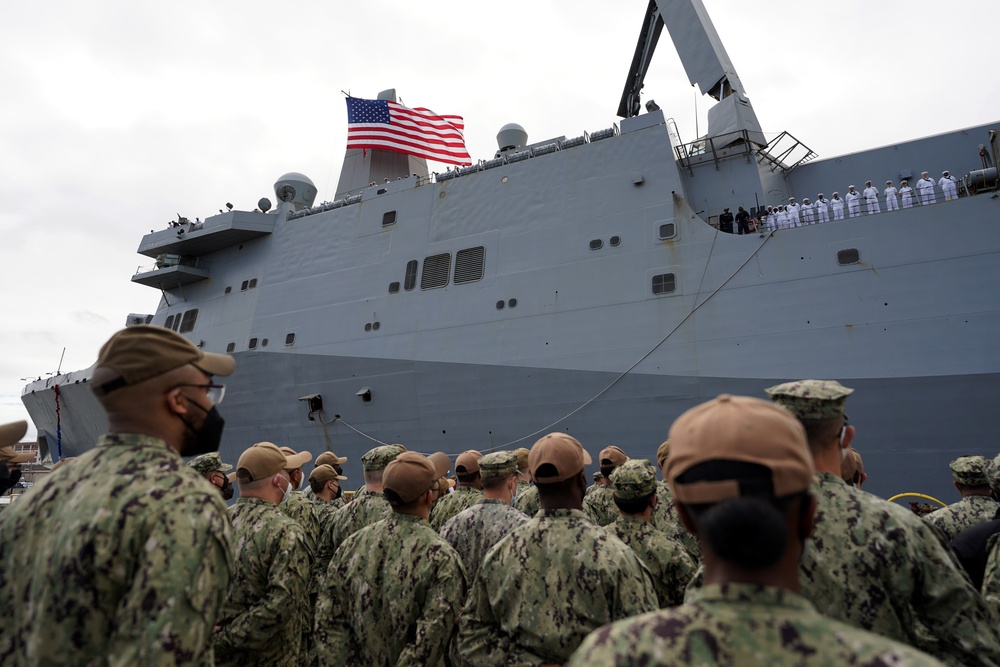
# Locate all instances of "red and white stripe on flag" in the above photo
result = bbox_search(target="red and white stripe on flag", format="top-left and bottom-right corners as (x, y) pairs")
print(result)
(345, 97), (471, 166)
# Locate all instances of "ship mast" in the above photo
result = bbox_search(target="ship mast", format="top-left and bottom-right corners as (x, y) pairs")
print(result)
(618, 0), (765, 147)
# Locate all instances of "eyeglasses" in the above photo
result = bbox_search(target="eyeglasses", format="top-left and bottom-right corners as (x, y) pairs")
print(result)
(174, 383), (226, 406)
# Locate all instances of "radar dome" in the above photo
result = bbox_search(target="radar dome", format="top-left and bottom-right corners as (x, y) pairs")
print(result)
(258, 198), (272, 213)
(497, 123), (528, 152)
(273, 172), (318, 211)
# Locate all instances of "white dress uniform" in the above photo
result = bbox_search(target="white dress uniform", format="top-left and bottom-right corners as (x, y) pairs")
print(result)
(900, 185), (914, 208)
(884, 184), (899, 211)
(785, 202), (800, 227)
(800, 200), (815, 224)
(862, 185), (880, 214)
(939, 173), (958, 200)
(831, 195), (845, 220)
(846, 190), (861, 218)
(916, 176), (937, 205)
(815, 196), (830, 223)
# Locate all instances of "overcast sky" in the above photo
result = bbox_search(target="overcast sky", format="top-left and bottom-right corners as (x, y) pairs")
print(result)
(2, 0), (996, 438)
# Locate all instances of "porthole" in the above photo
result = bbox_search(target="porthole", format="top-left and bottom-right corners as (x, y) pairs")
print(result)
(248, 337), (258, 350)
(589, 239), (603, 250)
(372, 322), (381, 331)
(382, 211), (397, 226)
(389, 282), (400, 294)
(285, 333), (295, 346)
(224, 286), (232, 295)
(610, 235), (621, 247)
(496, 300), (505, 310)
(658, 223), (677, 240)
(226, 342), (235, 353)
(508, 298), (518, 308)
(261, 339), (268, 347)
(364, 323), (372, 332)
(241, 280), (249, 291)
(837, 248), (861, 265)
(248, 278), (258, 289)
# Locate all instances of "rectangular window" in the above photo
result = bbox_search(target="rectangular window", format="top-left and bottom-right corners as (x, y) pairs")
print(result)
(179, 309), (198, 333)
(383, 211), (397, 226)
(652, 273), (676, 295)
(404, 259), (419, 291)
(165, 314), (175, 330)
(421, 253), (452, 290)
(454, 246), (485, 284)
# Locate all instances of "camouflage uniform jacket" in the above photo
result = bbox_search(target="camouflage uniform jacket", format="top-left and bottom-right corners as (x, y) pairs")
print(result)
(607, 516), (696, 608)
(283, 490), (321, 554)
(304, 485), (346, 510)
(925, 495), (1000, 542)
(582, 485), (618, 526)
(457, 508), (658, 666)
(800, 472), (1000, 667)
(512, 483), (539, 517)
(214, 497), (311, 667)
(0, 433), (232, 667)
(430, 485), (483, 531)
(650, 479), (701, 562)
(566, 583), (946, 667)
(440, 498), (529, 582)
(982, 534), (1000, 619)
(314, 513), (467, 667)
(316, 488), (391, 573)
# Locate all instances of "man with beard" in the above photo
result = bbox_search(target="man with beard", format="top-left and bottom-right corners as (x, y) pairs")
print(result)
(189, 451), (237, 500)
(0, 325), (235, 666)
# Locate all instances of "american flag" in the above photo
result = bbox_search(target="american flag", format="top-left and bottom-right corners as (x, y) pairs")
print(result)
(345, 97), (471, 166)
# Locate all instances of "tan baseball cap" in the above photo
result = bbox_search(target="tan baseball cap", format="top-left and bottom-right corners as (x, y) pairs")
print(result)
(428, 452), (451, 476)
(666, 394), (814, 504)
(236, 442), (311, 483)
(455, 450), (483, 475)
(528, 433), (592, 483)
(656, 439), (671, 471)
(279, 446), (313, 471)
(93, 325), (235, 396)
(316, 451), (348, 466)
(599, 445), (628, 468)
(309, 464), (347, 484)
(383, 451), (450, 505)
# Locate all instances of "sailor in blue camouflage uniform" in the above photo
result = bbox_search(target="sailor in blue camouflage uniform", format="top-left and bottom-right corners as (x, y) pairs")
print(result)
(457, 433), (657, 665)
(766, 379), (1000, 667)
(315, 450), (466, 667)
(582, 445), (628, 526)
(568, 394), (945, 667)
(316, 444), (404, 572)
(925, 455), (1000, 541)
(429, 449), (484, 531)
(440, 451), (529, 582)
(0, 325), (235, 666)
(213, 442), (312, 667)
(188, 451), (236, 500)
(303, 450), (348, 509)
(607, 458), (695, 608)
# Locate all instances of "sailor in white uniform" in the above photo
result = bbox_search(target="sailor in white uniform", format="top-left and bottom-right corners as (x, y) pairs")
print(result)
(800, 198), (815, 224)
(830, 192), (845, 220)
(899, 180), (914, 208)
(916, 172), (937, 205)
(785, 198), (800, 227)
(845, 186), (861, 218)
(939, 170), (958, 200)
(884, 181), (899, 211)
(814, 194), (830, 223)
(862, 181), (880, 215)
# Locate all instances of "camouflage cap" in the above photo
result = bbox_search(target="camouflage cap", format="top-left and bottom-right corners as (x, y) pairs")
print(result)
(592, 471), (603, 482)
(478, 451), (518, 479)
(186, 452), (232, 475)
(950, 455), (989, 486)
(610, 459), (658, 500)
(764, 379), (854, 420)
(361, 444), (406, 471)
(985, 455), (1000, 494)
(93, 325), (235, 396)
(316, 451), (347, 466)
(0, 421), (32, 464)
(309, 463), (347, 484)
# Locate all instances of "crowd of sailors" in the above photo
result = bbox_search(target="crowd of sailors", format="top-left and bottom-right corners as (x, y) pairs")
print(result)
(3, 326), (1000, 666)
(721, 169), (961, 233)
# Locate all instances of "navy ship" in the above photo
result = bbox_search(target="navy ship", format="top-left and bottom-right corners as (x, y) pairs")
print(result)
(21, 0), (1000, 501)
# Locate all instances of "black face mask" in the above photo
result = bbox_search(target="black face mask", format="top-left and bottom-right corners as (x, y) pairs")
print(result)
(219, 473), (234, 501)
(179, 399), (226, 458)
